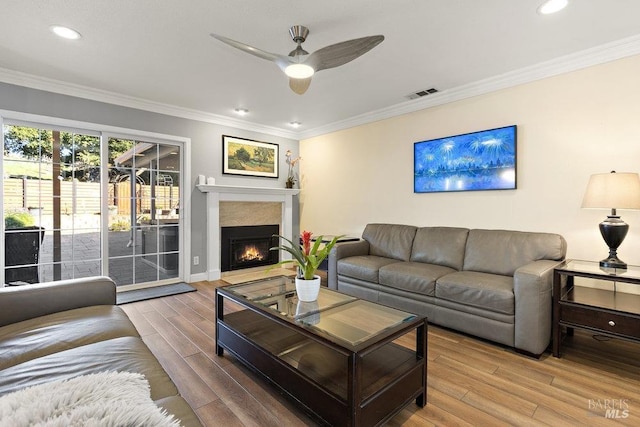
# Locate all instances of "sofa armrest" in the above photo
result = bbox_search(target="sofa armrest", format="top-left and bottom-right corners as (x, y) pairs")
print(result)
(513, 260), (563, 355)
(0, 276), (116, 327)
(328, 240), (370, 290)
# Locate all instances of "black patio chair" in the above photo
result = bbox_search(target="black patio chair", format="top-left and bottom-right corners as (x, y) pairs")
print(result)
(5, 226), (45, 285)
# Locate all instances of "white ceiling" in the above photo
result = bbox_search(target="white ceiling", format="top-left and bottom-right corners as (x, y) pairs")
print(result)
(2, 0), (640, 139)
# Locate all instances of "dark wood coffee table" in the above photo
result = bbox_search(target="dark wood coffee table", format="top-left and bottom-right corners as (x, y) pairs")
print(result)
(215, 276), (427, 426)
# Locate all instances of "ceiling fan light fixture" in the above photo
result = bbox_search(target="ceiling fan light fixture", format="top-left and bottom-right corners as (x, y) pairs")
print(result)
(210, 25), (383, 95)
(284, 63), (314, 79)
(537, 0), (568, 15)
(234, 108), (249, 115)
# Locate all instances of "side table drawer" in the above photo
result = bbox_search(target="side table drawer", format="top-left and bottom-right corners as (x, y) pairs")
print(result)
(561, 304), (640, 339)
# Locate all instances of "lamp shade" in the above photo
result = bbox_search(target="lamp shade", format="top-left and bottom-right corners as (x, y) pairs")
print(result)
(581, 172), (640, 210)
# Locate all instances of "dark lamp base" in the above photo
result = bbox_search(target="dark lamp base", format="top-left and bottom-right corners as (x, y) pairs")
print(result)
(599, 257), (627, 270)
(598, 215), (629, 271)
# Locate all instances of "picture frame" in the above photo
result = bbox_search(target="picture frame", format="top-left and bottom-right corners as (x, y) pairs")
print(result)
(414, 125), (517, 193)
(222, 135), (279, 178)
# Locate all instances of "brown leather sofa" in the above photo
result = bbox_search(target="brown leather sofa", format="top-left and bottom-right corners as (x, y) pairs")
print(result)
(0, 276), (202, 426)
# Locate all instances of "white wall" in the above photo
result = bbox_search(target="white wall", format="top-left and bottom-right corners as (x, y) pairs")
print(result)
(300, 54), (640, 268)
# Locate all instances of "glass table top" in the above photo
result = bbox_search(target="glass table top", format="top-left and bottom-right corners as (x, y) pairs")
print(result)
(559, 260), (640, 282)
(297, 299), (417, 346)
(226, 275), (296, 301)
(224, 276), (419, 346)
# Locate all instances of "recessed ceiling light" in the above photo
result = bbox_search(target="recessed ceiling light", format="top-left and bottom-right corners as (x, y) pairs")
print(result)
(234, 108), (249, 116)
(50, 25), (82, 40)
(289, 121), (302, 128)
(537, 0), (568, 15)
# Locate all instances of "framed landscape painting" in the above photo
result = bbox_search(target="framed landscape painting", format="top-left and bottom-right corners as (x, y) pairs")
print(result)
(223, 135), (279, 178)
(414, 125), (517, 193)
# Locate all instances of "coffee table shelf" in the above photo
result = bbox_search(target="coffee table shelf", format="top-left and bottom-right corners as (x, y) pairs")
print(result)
(216, 276), (427, 426)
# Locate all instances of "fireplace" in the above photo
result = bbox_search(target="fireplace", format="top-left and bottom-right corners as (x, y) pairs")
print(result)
(221, 225), (280, 272)
(197, 184), (299, 280)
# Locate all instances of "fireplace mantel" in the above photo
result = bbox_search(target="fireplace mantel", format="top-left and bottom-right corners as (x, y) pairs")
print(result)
(197, 184), (300, 280)
(197, 184), (300, 197)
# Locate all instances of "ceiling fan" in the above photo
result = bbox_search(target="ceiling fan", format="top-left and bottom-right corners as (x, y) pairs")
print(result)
(210, 26), (384, 95)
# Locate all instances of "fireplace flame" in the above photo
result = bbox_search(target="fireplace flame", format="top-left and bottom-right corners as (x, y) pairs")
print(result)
(239, 245), (265, 262)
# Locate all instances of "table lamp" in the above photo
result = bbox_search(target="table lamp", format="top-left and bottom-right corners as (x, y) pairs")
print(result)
(581, 171), (640, 269)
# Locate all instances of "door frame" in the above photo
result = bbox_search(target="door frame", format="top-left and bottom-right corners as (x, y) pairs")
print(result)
(0, 109), (192, 289)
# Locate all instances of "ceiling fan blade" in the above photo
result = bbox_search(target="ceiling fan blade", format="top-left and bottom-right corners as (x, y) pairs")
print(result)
(210, 33), (292, 71)
(306, 35), (384, 72)
(289, 77), (312, 95)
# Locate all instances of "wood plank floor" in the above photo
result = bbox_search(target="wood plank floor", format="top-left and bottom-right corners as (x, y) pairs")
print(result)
(121, 280), (640, 426)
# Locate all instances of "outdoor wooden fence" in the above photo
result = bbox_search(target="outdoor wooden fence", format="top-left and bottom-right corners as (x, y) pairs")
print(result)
(3, 178), (180, 215)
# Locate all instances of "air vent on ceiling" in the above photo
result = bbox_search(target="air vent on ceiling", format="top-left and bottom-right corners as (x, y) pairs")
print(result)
(406, 88), (439, 100)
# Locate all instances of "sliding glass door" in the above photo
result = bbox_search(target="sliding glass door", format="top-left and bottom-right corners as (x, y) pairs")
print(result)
(2, 121), (184, 289)
(106, 137), (182, 290)
(2, 124), (102, 283)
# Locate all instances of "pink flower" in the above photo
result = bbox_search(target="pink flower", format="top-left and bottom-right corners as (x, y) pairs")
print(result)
(301, 231), (313, 256)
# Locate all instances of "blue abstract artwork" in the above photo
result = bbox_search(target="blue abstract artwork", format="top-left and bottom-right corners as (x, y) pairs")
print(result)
(414, 125), (517, 193)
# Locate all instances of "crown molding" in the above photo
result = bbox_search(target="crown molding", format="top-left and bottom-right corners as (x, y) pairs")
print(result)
(1, 34), (639, 142)
(0, 67), (298, 140)
(298, 33), (640, 140)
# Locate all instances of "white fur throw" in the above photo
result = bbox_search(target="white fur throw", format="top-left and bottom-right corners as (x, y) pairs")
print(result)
(0, 371), (181, 426)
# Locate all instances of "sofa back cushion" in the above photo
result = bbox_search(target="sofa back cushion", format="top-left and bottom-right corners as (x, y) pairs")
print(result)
(410, 227), (469, 270)
(362, 224), (417, 261)
(463, 229), (567, 276)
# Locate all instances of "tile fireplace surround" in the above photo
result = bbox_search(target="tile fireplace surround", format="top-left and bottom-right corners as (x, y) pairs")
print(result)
(197, 184), (300, 280)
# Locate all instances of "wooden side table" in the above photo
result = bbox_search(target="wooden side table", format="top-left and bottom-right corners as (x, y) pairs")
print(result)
(552, 260), (640, 357)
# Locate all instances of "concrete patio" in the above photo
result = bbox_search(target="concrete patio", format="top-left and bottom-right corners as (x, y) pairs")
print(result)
(26, 226), (178, 287)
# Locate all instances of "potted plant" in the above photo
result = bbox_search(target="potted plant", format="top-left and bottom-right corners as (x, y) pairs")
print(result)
(4, 210), (44, 284)
(270, 231), (344, 301)
(285, 176), (296, 189)
(284, 150), (301, 189)
(5, 210), (35, 229)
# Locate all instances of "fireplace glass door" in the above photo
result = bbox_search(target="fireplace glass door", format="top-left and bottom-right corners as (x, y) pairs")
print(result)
(221, 225), (279, 272)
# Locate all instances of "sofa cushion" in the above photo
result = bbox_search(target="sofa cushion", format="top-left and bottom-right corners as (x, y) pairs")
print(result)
(0, 336), (178, 400)
(463, 229), (567, 276)
(379, 262), (456, 296)
(338, 256), (400, 284)
(362, 224), (417, 261)
(435, 271), (514, 315)
(410, 227), (469, 270)
(0, 305), (139, 371)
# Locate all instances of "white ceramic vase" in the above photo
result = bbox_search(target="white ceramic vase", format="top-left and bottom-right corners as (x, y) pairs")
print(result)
(295, 276), (321, 302)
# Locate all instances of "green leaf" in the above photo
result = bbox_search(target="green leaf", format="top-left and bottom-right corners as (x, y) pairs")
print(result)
(269, 233), (347, 280)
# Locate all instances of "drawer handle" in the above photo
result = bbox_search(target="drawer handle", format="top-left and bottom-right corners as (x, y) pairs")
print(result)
(608, 320), (616, 327)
